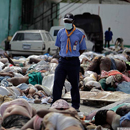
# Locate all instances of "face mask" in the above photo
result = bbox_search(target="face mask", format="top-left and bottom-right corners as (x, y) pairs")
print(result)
(64, 23), (73, 30)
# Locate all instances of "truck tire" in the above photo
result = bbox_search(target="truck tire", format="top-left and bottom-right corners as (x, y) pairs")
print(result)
(47, 48), (50, 53)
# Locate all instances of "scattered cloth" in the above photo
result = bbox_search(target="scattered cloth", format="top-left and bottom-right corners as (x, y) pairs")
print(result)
(28, 72), (43, 85)
(120, 111), (130, 126)
(116, 81), (130, 94)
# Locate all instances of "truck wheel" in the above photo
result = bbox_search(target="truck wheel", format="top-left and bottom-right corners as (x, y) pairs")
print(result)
(56, 48), (59, 54)
(47, 48), (50, 53)
(92, 45), (95, 52)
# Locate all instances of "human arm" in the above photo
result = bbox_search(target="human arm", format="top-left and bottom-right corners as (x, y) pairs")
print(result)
(32, 107), (36, 117)
(81, 57), (91, 64)
(79, 34), (87, 55)
(32, 92), (41, 98)
(23, 88), (29, 95)
(111, 31), (113, 43)
(3, 52), (16, 66)
(21, 116), (35, 130)
(0, 72), (14, 77)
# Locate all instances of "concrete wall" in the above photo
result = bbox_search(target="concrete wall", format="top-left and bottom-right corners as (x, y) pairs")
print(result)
(59, 3), (130, 46)
(29, 0), (59, 31)
(31, 0), (51, 30)
(0, 0), (22, 46)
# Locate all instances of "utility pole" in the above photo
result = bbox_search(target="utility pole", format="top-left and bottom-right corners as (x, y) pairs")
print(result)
(8, 0), (11, 36)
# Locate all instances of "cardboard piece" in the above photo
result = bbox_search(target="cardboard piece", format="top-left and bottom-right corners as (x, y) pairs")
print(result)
(62, 91), (130, 102)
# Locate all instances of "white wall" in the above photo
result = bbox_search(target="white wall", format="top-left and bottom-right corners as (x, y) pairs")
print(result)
(59, 3), (130, 46)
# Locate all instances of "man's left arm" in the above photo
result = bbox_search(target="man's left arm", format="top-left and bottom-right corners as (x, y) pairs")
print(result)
(111, 32), (113, 43)
(79, 34), (87, 55)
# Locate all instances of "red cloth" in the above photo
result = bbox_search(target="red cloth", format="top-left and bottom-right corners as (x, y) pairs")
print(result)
(9, 64), (13, 67)
(101, 70), (122, 78)
(101, 70), (130, 82)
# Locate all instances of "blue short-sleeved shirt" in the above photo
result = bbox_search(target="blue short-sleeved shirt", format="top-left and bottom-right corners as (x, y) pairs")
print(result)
(55, 28), (87, 57)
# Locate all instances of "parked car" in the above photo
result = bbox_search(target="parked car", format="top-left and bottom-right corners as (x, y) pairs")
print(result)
(49, 26), (93, 51)
(6, 30), (58, 56)
(50, 26), (64, 41)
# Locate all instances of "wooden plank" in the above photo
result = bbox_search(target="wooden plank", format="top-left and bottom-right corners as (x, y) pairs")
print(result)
(88, 97), (130, 115)
(62, 91), (130, 102)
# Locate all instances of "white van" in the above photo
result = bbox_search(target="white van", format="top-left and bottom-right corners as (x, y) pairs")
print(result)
(49, 26), (94, 51)
(8, 30), (58, 56)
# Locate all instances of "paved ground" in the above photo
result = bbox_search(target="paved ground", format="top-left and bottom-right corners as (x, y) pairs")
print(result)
(30, 101), (99, 114)
(30, 97), (130, 116)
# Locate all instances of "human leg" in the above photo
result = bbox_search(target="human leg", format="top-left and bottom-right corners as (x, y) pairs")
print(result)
(64, 126), (82, 130)
(7, 76), (29, 86)
(108, 41), (110, 48)
(105, 41), (107, 47)
(67, 58), (80, 109)
(52, 62), (67, 103)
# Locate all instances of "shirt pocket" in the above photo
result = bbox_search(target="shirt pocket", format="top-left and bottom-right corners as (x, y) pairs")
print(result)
(60, 35), (67, 49)
(60, 36), (66, 42)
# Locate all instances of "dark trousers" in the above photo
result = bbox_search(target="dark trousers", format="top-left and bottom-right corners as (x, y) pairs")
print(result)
(105, 40), (110, 48)
(52, 57), (80, 109)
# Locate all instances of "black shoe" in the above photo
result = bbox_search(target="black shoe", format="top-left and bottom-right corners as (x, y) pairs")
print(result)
(76, 109), (80, 112)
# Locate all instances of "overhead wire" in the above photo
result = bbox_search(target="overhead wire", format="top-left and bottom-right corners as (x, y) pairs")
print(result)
(21, 0), (46, 19)
(34, 0), (74, 20)
(28, 0), (80, 27)
(50, 0), (91, 22)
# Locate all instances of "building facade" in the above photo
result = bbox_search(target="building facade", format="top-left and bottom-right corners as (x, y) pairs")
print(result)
(0, 0), (22, 46)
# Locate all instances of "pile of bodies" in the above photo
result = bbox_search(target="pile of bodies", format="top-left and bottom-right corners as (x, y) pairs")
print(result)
(0, 49), (130, 129)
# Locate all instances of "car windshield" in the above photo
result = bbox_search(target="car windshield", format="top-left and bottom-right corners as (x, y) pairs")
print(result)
(54, 30), (59, 36)
(13, 33), (42, 41)
(45, 33), (54, 41)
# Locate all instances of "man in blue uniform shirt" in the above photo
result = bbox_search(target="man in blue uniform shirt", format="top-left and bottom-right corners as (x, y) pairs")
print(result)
(105, 27), (113, 48)
(52, 13), (87, 111)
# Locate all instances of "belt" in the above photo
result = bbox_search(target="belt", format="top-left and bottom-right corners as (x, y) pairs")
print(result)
(62, 57), (78, 60)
